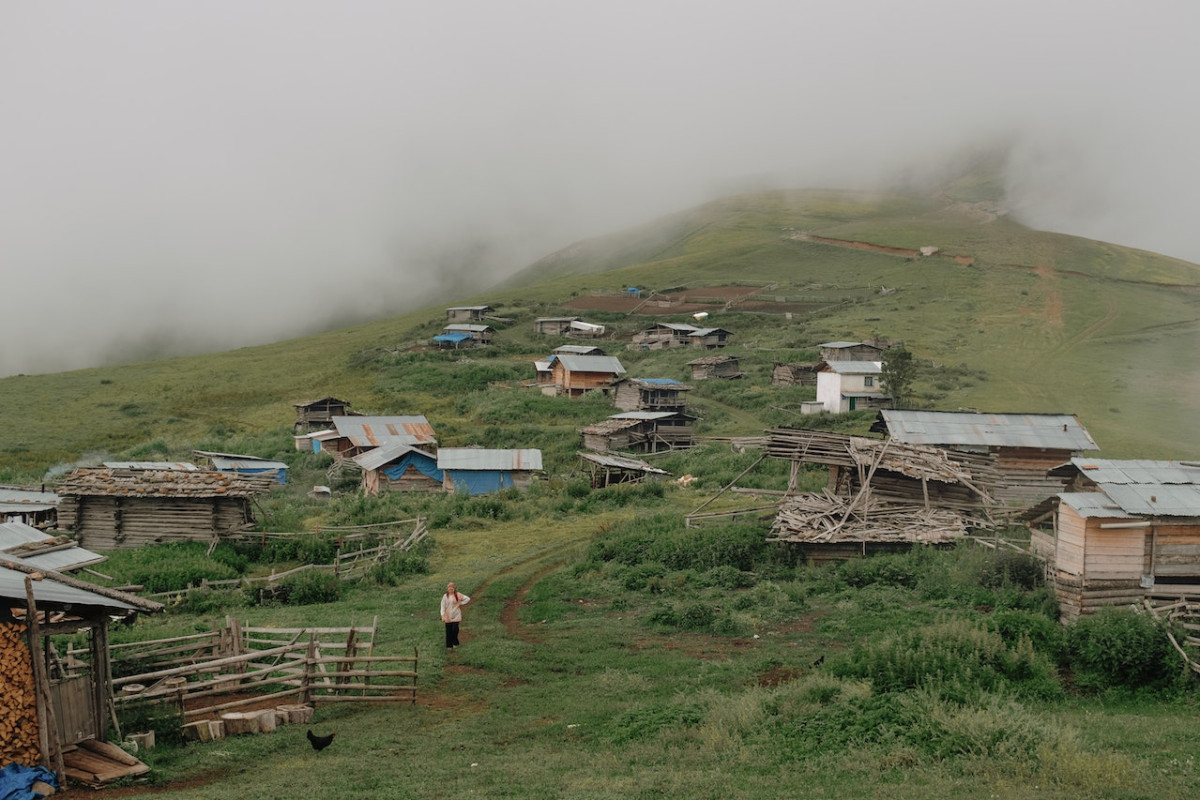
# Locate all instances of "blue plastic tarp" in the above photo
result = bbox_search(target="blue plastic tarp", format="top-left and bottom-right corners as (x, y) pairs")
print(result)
(381, 452), (443, 483)
(0, 764), (58, 800)
(446, 470), (514, 495)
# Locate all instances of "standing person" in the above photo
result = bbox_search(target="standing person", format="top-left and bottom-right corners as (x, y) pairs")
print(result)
(440, 582), (471, 649)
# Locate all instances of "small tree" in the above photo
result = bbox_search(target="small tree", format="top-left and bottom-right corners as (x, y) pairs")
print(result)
(880, 347), (917, 409)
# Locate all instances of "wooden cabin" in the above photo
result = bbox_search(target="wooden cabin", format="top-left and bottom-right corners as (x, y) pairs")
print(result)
(437, 449), (542, 495)
(442, 323), (495, 346)
(354, 443), (444, 496)
(814, 361), (889, 412)
(771, 361), (817, 387)
(686, 327), (733, 349)
(320, 416), (438, 461)
(872, 410), (1098, 514)
(535, 317), (580, 335)
(580, 411), (695, 454)
(550, 355), (626, 398)
(818, 341), (884, 362)
(446, 305), (493, 322)
(1033, 459), (1200, 620)
(612, 378), (691, 413)
(631, 323), (697, 350)
(0, 486), (59, 529)
(54, 468), (275, 550)
(578, 451), (671, 489)
(688, 354), (743, 380)
(1, 559), (161, 777)
(293, 397), (356, 433)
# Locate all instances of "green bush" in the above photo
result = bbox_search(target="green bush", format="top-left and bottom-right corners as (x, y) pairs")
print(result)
(116, 700), (185, 746)
(106, 542), (240, 593)
(252, 569), (342, 606)
(1065, 608), (1176, 692)
(367, 549), (430, 585)
(976, 549), (1044, 590)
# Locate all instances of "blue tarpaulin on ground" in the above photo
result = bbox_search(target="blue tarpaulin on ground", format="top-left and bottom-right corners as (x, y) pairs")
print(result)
(0, 764), (58, 800)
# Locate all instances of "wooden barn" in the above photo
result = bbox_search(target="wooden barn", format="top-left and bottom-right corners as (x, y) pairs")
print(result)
(1, 559), (161, 779)
(354, 443), (444, 496)
(819, 341), (884, 362)
(814, 361), (889, 412)
(872, 410), (1098, 514)
(580, 411), (695, 454)
(688, 354), (743, 380)
(549, 355), (626, 398)
(578, 452), (670, 488)
(319, 416), (438, 461)
(446, 305), (493, 322)
(54, 468), (275, 550)
(293, 397), (356, 433)
(437, 449), (542, 495)
(631, 323), (698, 350)
(771, 361), (817, 387)
(535, 316), (580, 335)
(1029, 459), (1200, 620)
(0, 486), (59, 529)
(686, 327), (733, 349)
(613, 378), (691, 413)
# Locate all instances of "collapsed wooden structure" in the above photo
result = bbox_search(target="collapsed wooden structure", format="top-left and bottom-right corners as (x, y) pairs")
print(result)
(54, 468), (276, 550)
(580, 411), (696, 454)
(688, 354), (743, 380)
(765, 427), (999, 559)
(577, 451), (671, 488)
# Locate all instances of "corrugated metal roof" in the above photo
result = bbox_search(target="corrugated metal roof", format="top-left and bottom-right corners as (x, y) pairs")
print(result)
(209, 457), (289, 472)
(569, 320), (604, 331)
(610, 411), (686, 421)
(1102, 484), (1200, 517)
(629, 378), (687, 387)
(534, 360), (552, 371)
(652, 323), (699, 333)
(0, 562), (139, 612)
(0, 502), (56, 514)
(822, 361), (882, 374)
(553, 345), (604, 355)
(1068, 458), (1200, 486)
(578, 452), (670, 474)
(444, 324), (494, 333)
(102, 462), (199, 471)
(293, 397), (351, 409)
(879, 410), (1097, 450)
(688, 327), (731, 337)
(447, 305), (493, 311)
(0, 488), (59, 505)
(331, 416), (437, 447)
(437, 448), (543, 471)
(353, 441), (434, 472)
(555, 355), (626, 374)
(536, 317), (579, 323)
(1058, 492), (1131, 519)
(820, 341), (872, 349)
(0, 523), (108, 572)
(580, 418), (642, 435)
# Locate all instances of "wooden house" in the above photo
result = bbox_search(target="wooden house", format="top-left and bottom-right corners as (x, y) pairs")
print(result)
(293, 397), (356, 433)
(437, 448), (542, 495)
(819, 341), (884, 362)
(550, 355), (626, 398)
(535, 317), (580, 335)
(354, 443), (444, 496)
(578, 451), (671, 489)
(1, 558), (161, 777)
(686, 327), (733, 349)
(319, 416), (438, 461)
(613, 378), (691, 412)
(446, 305), (493, 323)
(580, 411), (695, 454)
(54, 468), (276, 550)
(688, 354), (743, 380)
(814, 361), (889, 412)
(771, 361), (817, 387)
(1031, 459), (1200, 619)
(0, 487), (59, 529)
(442, 323), (495, 346)
(631, 323), (698, 350)
(872, 410), (1098, 514)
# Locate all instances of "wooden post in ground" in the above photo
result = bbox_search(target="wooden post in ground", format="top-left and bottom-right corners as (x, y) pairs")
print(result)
(24, 577), (65, 785)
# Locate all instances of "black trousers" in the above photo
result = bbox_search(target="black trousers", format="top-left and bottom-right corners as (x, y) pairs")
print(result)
(445, 621), (460, 648)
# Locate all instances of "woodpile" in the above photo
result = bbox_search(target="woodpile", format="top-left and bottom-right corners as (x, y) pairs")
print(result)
(0, 620), (40, 767)
(770, 490), (975, 544)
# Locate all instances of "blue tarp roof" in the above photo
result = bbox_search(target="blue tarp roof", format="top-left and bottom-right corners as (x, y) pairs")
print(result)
(434, 332), (473, 343)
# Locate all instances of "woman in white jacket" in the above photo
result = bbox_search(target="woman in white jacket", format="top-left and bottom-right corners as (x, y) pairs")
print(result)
(440, 582), (471, 649)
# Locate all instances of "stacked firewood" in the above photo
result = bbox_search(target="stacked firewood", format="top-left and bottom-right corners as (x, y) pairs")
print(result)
(0, 621), (41, 766)
(769, 490), (974, 544)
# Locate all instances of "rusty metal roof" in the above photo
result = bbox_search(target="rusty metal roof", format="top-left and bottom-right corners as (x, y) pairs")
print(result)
(437, 448), (542, 471)
(331, 416), (437, 447)
(878, 410), (1097, 451)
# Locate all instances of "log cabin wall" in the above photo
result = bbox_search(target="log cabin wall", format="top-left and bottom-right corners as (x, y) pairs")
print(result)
(992, 447), (1075, 511)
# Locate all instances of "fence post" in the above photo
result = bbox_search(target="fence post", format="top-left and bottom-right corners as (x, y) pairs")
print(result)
(302, 634), (317, 706)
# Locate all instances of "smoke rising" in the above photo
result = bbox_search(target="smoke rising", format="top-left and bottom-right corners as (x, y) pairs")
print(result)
(3, 1), (1199, 376)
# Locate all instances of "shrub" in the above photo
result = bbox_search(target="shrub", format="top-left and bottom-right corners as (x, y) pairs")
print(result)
(253, 569), (342, 606)
(1065, 608), (1176, 692)
(976, 549), (1043, 590)
(367, 549), (430, 585)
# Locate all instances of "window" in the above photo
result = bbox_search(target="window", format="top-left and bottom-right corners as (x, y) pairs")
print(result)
(864, 376), (874, 387)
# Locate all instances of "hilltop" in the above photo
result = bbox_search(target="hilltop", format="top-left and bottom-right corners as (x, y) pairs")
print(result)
(2, 182), (1199, 479)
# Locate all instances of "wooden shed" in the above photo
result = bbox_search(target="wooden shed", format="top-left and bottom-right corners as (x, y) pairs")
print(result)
(550, 355), (627, 398)
(1032, 459), (1200, 620)
(872, 410), (1098, 514)
(54, 469), (275, 550)
(688, 355), (743, 380)
(443, 323), (495, 345)
(293, 397), (356, 433)
(578, 451), (670, 489)
(446, 305), (494, 322)
(437, 449), (542, 495)
(686, 327), (733, 349)
(818, 341), (884, 362)
(631, 323), (697, 350)
(1, 559), (161, 780)
(612, 378), (691, 413)
(0, 486), (59, 529)
(771, 361), (817, 387)
(580, 411), (695, 454)
(354, 443), (444, 496)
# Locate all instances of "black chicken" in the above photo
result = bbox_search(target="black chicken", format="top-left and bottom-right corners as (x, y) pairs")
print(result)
(307, 729), (336, 751)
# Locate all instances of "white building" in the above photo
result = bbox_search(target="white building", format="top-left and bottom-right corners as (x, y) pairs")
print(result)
(814, 360), (889, 413)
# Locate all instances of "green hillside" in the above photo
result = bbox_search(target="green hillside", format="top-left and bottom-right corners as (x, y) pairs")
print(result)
(3, 185), (1198, 479)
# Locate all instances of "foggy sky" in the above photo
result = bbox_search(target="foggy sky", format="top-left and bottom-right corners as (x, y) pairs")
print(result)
(3, 1), (1199, 377)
